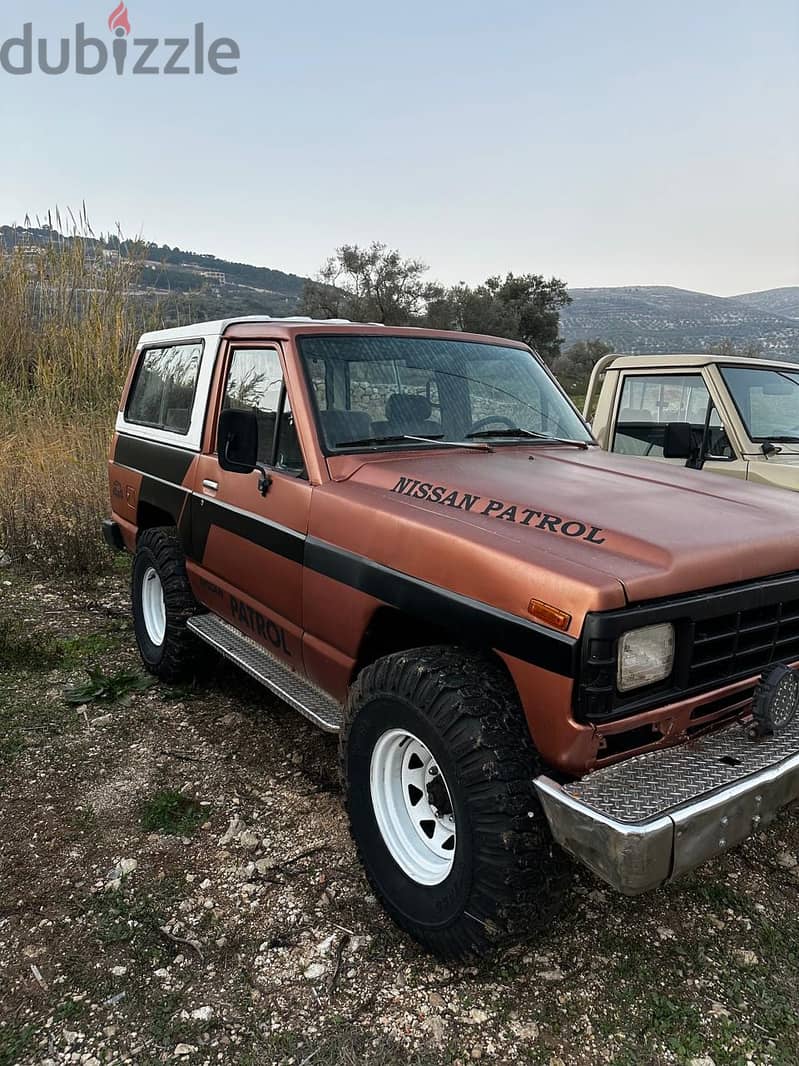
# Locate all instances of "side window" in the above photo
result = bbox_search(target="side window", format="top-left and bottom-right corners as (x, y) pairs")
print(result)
(612, 373), (733, 459)
(222, 348), (305, 475)
(126, 342), (203, 433)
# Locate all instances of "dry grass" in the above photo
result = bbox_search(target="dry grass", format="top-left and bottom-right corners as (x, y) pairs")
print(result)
(0, 414), (112, 573)
(0, 208), (159, 573)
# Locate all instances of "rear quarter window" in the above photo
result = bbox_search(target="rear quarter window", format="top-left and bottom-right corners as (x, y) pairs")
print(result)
(126, 342), (204, 434)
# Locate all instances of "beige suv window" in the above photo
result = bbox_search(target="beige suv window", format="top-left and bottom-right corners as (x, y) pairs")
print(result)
(613, 373), (733, 459)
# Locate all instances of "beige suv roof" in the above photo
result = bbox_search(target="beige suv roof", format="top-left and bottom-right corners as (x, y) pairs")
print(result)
(605, 353), (799, 372)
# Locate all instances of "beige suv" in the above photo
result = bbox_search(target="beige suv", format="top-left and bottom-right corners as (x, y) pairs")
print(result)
(585, 353), (799, 491)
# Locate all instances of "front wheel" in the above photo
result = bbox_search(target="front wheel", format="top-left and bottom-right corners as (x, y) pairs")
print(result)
(340, 647), (571, 958)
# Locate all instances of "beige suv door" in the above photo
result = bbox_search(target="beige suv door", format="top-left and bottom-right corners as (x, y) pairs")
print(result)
(610, 369), (749, 479)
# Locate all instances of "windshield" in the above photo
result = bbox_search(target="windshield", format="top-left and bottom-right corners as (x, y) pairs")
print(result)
(297, 335), (592, 452)
(720, 365), (799, 442)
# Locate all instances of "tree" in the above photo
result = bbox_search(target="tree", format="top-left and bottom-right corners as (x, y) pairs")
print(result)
(299, 242), (440, 325)
(425, 273), (571, 365)
(301, 245), (572, 362)
(705, 338), (763, 359)
(551, 339), (614, 396)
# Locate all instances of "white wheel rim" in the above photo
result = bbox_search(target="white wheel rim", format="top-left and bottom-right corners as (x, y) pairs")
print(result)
(369, 728), (456, 886)
(141, 566), (166, 646)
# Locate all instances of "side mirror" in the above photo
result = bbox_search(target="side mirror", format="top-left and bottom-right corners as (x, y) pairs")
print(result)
(217, 408), (272, 496)
(218, 408), (258, 473)
(663, 421), (693, 459)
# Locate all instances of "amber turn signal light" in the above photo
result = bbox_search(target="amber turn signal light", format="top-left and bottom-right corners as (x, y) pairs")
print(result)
(527, 599), (572, 632)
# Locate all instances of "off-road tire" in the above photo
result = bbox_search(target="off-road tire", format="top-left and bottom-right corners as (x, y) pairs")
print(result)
(340, 646), (571, 959)
(131, 527), (200, 683)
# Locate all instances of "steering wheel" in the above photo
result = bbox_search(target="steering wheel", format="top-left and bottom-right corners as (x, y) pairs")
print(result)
(469, 415), (518, 433)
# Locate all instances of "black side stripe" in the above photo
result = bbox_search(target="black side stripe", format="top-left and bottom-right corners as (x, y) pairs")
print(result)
(140, 476), (190, 525)
(305, 538), (577, 676)
(115, 450), (576, 676)
(115, 434), (196, 485)
(188, 496), (305, 565)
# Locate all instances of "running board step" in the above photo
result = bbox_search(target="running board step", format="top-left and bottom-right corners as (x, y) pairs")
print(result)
(187, 614), (343, 733)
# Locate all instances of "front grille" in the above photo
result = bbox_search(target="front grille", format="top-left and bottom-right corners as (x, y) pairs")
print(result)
(691, 600), (799, 688)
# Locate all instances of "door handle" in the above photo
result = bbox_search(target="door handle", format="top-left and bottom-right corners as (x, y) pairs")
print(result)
(202, 479), (219, 492)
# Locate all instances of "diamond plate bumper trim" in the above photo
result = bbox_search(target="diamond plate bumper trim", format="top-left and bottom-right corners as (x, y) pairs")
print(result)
(535, 721), (799, 895)
(565, 716), (799, 824)
(187, 614), (343, 733)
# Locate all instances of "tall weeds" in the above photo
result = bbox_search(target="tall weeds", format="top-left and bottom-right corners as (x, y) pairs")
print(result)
(0, 208), (159, 573)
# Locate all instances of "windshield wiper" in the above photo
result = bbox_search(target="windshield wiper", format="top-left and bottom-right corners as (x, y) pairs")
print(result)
(466, 428), (591, 449)
(337, 433), (492, 451)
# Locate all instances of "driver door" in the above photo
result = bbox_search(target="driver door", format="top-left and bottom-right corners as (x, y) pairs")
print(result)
(611, 370), (748, 480)
(189, 341), (310, 665)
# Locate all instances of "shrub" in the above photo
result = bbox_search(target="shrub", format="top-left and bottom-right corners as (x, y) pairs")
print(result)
(0, 208), (161, 573)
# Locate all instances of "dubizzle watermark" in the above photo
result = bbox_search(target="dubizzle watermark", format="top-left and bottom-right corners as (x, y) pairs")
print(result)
(0, 4), (240, 76)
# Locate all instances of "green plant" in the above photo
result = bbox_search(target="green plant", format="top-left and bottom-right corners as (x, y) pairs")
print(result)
(63, 668), (155, 705)
(139, 789), (204, 835)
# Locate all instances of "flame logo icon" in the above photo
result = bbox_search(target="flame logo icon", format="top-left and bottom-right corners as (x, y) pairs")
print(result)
(108, 2), (131, 36)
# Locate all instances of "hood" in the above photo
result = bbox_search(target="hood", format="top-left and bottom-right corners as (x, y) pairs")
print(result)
(325, 445), (799, 613)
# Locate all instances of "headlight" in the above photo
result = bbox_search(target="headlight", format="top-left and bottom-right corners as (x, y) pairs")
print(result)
(617, 623), (675, 693)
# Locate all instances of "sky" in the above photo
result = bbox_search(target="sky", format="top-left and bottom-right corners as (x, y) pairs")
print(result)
(1, 0), (797, 296)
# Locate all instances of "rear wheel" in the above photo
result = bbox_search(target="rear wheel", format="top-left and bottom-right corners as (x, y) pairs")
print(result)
(131, 527), (200, 682)
(340, 646), (571, 958)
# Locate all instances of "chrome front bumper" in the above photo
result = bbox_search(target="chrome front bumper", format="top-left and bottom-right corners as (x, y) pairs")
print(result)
(534, 718), (799, 895)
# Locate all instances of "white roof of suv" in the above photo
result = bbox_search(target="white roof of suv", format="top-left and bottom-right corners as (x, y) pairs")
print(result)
(138, 316), (383, 345)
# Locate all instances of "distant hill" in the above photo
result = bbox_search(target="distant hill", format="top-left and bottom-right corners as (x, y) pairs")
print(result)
(3, 225), (797, 357)
(0, 224), (310, 321)
(561, 285), (799, 360)
(731, 286), (799, 321)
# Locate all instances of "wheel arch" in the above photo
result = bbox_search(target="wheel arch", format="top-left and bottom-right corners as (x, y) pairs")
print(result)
(136, 501), (178, 538)
(352, 605), (527, 728)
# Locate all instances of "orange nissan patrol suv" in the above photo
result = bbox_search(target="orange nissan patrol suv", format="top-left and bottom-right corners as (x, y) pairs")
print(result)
(105, 317), (799, 957)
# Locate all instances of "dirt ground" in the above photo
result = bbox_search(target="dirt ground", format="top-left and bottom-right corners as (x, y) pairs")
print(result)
(2, 565), (799, 1066)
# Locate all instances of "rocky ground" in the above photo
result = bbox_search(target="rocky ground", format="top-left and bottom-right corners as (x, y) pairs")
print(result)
(2, 565), (799, 1066)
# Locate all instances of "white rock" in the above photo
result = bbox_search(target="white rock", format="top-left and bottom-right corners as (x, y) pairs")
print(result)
(688, 1058), (716, 1066)
(422, 1015), (446, 1044)
(777, 850), (797, 869)
(513, 1022), (540, 1040)
(468, 1008), (489, 1023)
(191, 1006), (213, 1022)
(239, 830), (261, 850)
(317, 934), (337, 956)
(110, 966), (127, 977)
(173, 1045), (197, 1058)
(219, 815), (245, 846)
(304, 962), (326, 980)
